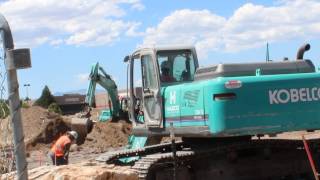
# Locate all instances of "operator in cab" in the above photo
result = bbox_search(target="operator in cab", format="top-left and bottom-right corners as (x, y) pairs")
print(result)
(160, 61), (175, 82)
(48, 131), (78, 166)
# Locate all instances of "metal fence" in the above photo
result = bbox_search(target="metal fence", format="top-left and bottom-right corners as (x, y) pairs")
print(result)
(0, 37), (15, 175)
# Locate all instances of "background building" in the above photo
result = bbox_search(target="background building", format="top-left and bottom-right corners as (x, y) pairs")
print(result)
(94, 88), (141, 110)
(54, 94), (86, 114)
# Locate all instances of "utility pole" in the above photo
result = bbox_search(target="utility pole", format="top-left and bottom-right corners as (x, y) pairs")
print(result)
(0, 13), (31, 180)
(23, 84), (30, 102)
(266, 42), (270, 62)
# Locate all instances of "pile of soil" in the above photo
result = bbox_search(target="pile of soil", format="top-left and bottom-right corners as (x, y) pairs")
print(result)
(0, 105), (132, 172)
(64, 108), (132, 153)
(0, 118), (12, 147)
(0, 106), (66, 150)
(82, 120), (132, 153)
(21, 106), (71, 151)
(21, 106), (53, 143)
(2, 106), (132, 153)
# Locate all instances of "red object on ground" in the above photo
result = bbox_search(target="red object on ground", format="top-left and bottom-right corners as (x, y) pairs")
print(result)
(302, 135), (319, 180)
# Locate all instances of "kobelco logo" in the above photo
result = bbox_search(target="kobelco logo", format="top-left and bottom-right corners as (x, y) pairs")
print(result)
(269, 87), (320, 104)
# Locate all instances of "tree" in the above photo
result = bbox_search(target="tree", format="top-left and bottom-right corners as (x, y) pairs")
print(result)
(0, 100), (9, 118)
(35, 85), (56, 108)
(21, 100), (30, 108)
(48, 103), (62, 114)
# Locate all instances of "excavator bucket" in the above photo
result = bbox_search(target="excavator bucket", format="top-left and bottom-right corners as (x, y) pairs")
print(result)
(98, 109), (112, 122)
(69, 117), (93, 145)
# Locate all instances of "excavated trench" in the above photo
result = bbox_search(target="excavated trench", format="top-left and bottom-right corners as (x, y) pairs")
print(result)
(27, 117), (70, 148)
(1, 117), (71, 174)
(1, 106), (132, 175)
(28, 116), (132, 151)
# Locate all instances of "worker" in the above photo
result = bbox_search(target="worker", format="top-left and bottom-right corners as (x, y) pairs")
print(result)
(160, 61), (175, 82)
(48, 131), (78, 166)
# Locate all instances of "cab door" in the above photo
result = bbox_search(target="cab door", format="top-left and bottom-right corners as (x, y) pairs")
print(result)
(141, 53), (163, 127)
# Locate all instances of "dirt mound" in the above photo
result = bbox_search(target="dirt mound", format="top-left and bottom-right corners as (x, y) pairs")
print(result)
(22, 106), (132, 153)
(0, 106), (69, 174)
(18, 106), (71, 151)
(1, 106), (132, 172)
(82, 120), (132, 153)
(0, 105), (74, 152)
(0, 118), (12, 147)
(21, 106), (50, 143)
(63, 108), (132, 152)
(1, 162), (138, 180)
(22, 107), (71, 151)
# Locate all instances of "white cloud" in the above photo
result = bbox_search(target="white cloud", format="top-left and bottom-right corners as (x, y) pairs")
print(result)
(75, 73), (89, 84)
(125, 22), (144, 37)
(142, 0), (320, 58)
(131, 3), (145, 11)
(144, 9), (225, 46)
(0, 0), (144, 47)
(50, 39), (63, 46)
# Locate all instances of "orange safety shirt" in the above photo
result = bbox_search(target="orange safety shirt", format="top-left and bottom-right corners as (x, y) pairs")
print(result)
(50, 135), (71, 157)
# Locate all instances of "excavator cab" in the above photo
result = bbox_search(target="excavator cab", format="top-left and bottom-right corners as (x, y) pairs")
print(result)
(126, 46), (198, 131)
(158, 49), (197, 84)
(126, 49), (162, 128)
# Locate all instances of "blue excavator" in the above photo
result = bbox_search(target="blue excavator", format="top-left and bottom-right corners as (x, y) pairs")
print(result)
(79, 44), (320, 180)
(84, 62), (125, 122)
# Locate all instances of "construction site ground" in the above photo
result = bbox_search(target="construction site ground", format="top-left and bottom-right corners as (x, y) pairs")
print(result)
(0, 106), (135, 179)
(1, 105), (320, 179)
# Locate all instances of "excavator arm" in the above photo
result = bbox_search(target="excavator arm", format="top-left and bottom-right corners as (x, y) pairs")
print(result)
(70, 62), (121, 145)
(85, 62), (120, 119)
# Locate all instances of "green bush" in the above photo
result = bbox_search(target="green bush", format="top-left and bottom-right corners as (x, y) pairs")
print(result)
(0, 100), (9, 118)
(35, 85), (55, 108)
(21, 101), (30, 108)
(48, 103), (62, 114)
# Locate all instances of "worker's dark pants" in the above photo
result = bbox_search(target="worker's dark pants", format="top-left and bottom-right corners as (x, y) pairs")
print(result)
(48, 152), (68, 165)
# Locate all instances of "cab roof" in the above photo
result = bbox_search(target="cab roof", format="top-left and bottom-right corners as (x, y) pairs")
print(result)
(132, 45), (196, 57)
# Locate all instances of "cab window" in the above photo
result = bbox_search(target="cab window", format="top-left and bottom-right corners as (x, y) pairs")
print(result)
(157, 50), (195, 84)
(141, 55), (157, 89)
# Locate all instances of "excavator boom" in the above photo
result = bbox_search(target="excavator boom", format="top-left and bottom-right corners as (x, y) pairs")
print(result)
(85, 62), (120, 120)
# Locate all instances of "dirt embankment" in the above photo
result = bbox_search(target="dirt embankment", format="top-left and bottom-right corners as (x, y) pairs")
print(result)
(7, 106), (132, 153)
(83, 120), (132, 153)
(0, 106), (71, 150)
(1, 105), (132, 173)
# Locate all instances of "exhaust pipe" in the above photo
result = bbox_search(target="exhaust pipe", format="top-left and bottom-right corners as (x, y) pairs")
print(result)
(297, 43), (310, 60)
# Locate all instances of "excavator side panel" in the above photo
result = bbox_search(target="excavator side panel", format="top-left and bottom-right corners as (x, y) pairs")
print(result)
(162, 84), (206, 128)
(205, 72), (320, 136)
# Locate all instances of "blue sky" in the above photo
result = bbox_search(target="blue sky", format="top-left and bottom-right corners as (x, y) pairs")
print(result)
(0, 0), (320, 99)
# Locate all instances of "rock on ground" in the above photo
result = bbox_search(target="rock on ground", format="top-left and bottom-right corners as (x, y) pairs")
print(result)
(1, 162), (137, 180)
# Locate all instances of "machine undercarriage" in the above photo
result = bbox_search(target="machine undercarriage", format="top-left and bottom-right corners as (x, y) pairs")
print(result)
(96, 136), (319, 180)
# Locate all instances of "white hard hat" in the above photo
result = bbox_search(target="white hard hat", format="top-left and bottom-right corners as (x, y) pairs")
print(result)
(68, 131), (78, 140)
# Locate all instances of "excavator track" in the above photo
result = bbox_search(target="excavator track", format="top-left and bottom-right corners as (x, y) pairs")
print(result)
(96, 141), (185, 163)
(132, 151), (194, 180)
(98, 138), (320, 180)
(140, 140), (316, 180)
